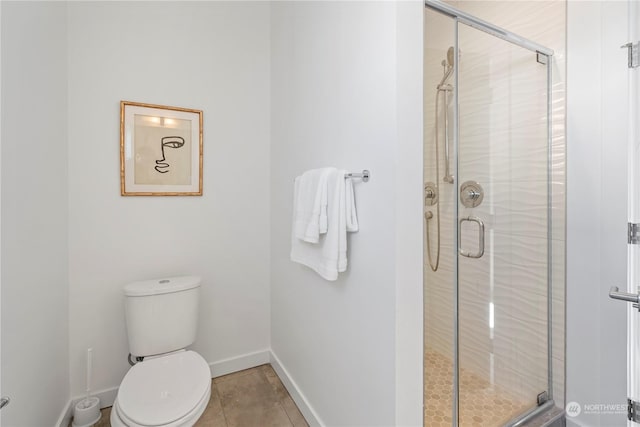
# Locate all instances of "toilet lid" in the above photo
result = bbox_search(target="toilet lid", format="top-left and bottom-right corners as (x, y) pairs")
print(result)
(118, 351), (211, 426)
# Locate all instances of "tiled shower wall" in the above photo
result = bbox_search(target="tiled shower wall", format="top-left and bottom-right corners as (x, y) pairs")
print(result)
(424, 0), (566, 413)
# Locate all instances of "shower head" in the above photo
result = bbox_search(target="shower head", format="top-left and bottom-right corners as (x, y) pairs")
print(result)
(440, 47), (455, 68)
(437, 47), (455, 88)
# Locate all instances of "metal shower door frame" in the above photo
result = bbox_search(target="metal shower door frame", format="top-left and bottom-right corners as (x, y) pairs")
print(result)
(424, 0), (554, 57)
(628, 0), (640, 424)
(424, 1), (555, 426)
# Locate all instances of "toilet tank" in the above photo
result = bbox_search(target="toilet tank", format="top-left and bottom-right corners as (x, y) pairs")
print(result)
(124, 276), (201, 357)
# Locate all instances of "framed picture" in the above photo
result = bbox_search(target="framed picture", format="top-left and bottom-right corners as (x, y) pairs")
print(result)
(120, 101), (203, 196)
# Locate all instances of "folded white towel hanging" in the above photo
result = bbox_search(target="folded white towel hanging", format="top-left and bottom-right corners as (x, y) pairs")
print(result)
(345, 177), (358, 233)
(293, 167), (335, 244)
(290, 169), (359, 281)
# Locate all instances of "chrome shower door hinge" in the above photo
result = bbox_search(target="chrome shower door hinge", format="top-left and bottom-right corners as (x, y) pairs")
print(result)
(629, 223), (640, 244)
(622, 42), (639, 68)
(536, 52), (548, 65)
(536, 391), (549, 406)
(629, 398), (640, 423)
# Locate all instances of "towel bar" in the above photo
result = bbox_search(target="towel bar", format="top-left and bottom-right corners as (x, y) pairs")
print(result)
(345, 170), (370, 182)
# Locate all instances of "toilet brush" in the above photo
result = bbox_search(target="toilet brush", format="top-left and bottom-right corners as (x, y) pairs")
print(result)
(86, 347), (92, 401)
(72, 348), (101, 427)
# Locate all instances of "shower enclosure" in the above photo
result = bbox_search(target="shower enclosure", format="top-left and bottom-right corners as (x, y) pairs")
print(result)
(423, 1), (561, 426)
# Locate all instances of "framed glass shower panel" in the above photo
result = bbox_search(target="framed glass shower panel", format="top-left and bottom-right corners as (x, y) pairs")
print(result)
(456, 22), (550, 426)
(423, 7), (456, 426)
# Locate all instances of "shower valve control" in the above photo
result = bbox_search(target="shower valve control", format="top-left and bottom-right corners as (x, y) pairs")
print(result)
(424, 182), (438, 206)
(460, 181), (484, 208)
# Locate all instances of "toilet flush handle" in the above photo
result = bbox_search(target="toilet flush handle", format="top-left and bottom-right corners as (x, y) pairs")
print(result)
(0, 397), (10, 410)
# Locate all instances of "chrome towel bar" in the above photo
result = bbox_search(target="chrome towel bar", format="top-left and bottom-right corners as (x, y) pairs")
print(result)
(345, 170), (370, 182)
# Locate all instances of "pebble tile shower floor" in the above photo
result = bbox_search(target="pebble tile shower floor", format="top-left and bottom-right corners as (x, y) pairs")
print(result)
(425, 351), (533, 426)
(89, 364), (308, 427)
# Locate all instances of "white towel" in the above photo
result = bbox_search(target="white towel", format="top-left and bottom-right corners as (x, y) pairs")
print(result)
(345, 177), (358, 233)
(293, 167), (335, 243)
(290, 169), (358, 281)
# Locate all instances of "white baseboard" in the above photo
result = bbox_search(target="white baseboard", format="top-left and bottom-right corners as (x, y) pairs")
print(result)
(92, 386), (119, 409)
(270, 350), (323, 427)
(55, 399), (73, 427)
(209, 349), (271, 378)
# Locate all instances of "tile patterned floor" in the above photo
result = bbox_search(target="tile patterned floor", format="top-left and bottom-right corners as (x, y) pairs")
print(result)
(80, 357), (561, 427)
(90, 364), (308, 427)
(425, 351), (533, 426)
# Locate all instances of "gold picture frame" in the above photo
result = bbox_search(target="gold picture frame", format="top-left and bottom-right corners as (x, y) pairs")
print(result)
(120, 101), (203, 196)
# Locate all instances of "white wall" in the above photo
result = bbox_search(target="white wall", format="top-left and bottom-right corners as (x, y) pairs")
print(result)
(0, 2), (70, 425)
(270, 2), (398, 425)
(395, 1), (425, 426)
(67, 1), (271, 398)
(566, 1), (628, 426)
(3, 3), (617, 427)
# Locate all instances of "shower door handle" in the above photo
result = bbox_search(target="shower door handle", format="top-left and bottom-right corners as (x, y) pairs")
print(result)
(458, 216), (485, 258)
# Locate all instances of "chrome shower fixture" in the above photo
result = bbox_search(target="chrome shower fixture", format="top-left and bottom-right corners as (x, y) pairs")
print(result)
(424, 182), (438, 206)
(460, 180), (484, 208)
(437, 47), (455, 90)
(438, 46), (455, 184)
(447, 46), (454, 67)
(425, 46), (456, 272)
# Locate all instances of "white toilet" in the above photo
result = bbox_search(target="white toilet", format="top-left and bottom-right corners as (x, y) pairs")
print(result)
(111, 276), (212, 427)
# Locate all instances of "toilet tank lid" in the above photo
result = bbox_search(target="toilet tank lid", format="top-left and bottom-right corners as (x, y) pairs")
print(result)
(124, 276), (201, 297)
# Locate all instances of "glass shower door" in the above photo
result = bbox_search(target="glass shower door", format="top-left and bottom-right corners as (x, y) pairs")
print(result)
(456, 22), (551, 426)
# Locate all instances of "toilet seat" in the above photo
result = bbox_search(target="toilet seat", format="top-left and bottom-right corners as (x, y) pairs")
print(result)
(111, 350), (211, 427)
(111, 388), (210, 427)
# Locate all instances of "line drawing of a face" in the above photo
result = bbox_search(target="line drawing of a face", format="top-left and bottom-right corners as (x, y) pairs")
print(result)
(155, 136), (185, 174)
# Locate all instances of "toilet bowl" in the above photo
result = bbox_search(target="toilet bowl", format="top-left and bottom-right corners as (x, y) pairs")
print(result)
(112, 276), (211, 427)
(111, 351), (211, 427)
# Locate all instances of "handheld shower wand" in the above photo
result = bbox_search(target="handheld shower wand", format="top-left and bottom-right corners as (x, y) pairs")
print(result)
(426, 46), (456, 272)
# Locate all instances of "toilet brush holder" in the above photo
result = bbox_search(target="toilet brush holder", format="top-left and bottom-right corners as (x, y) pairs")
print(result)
(72, 396), (101, 427)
